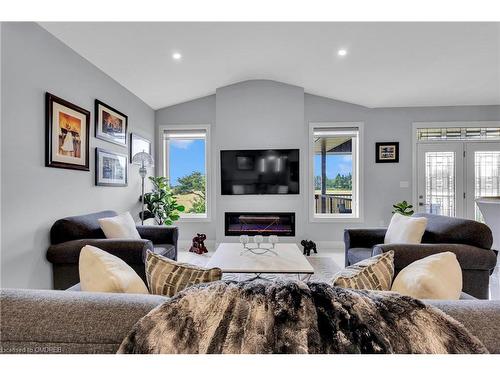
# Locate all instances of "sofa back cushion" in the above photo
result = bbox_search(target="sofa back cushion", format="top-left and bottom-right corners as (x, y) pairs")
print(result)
(50, 210), (118, 244)
(414, 213), (493, 249)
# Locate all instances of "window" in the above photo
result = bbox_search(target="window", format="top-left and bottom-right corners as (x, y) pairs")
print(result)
(417, 127), (500, 141)
(309, 123), (362, 221)
(160, 125), (210, 220)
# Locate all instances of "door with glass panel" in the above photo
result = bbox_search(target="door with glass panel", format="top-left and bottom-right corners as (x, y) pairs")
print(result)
(416, 143), (465, 217)
(465, 142), (500, 221)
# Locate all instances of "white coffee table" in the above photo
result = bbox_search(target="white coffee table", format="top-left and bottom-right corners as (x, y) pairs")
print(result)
(206, 243), (314, 280)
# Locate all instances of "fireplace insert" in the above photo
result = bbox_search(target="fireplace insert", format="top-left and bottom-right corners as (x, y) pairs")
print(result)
(224, 212), (295, 237)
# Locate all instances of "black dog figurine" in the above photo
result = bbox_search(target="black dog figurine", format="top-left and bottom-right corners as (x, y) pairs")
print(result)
(300, 240), (317, 256)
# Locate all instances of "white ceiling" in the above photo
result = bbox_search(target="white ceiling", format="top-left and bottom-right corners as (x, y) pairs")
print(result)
(39, 22), (500, 110)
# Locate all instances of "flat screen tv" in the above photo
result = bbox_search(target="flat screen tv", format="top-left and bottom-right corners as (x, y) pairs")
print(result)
(221, 149), (299, 195)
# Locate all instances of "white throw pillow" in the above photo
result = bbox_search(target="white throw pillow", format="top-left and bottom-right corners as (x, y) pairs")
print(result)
(98, 212), (141, 239)
(79, 245), (149, 294)
(391, 252), (462, 300)
(384, 213), (427, 244)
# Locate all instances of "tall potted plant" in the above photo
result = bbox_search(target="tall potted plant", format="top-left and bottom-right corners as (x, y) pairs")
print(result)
(140, 176), (185, 225)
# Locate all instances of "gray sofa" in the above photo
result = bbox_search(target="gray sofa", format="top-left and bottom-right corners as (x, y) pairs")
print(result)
(344, 213), (498, 299)
(46, 211), (178, 290)
(1, 288), (499, 354)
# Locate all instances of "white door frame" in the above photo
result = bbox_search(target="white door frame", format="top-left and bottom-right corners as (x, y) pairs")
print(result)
(412, 121), (500, 209)
(416, 142), (465, 217)
(465, 141), (500, 220)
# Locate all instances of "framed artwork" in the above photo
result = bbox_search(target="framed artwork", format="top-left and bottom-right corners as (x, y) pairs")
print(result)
(95, 148), (128, 186)
(95, 99), (128, 146)
(376, 142), (399, 163)
(130, 133), (152, 163)
(46, 92), (90, 171)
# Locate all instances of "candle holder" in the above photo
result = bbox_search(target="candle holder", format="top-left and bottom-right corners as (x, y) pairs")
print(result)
(268, 235), (279, 249)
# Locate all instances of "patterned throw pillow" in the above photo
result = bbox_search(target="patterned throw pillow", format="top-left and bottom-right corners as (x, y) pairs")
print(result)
(145, 251), (222, 297)
(332, 251), (395, 291)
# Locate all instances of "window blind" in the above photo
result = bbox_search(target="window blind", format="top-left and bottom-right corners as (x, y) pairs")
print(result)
(163, 129), (206, 140)
(313, 127), (359, 137)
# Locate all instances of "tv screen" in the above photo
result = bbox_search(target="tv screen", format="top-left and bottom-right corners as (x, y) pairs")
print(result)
(221, 149), (299, 195)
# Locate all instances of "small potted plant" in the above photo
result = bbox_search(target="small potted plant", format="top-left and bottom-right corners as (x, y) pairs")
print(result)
(140, 176), (185, 225)
(392, 201), (414, 216)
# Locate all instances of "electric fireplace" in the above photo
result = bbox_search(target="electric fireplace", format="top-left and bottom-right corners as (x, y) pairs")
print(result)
(224, 212), (295, 237)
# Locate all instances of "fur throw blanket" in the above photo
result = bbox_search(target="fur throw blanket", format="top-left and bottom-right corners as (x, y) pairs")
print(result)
(118, 280), (487, 354)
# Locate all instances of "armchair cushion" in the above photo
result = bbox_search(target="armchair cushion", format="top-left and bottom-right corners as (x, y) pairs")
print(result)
(346, 247), (374, 266)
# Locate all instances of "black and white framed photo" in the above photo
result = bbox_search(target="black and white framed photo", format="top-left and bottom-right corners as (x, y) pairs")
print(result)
(45, 92), (90, 171)
(375, 142), (399, 163)
(95, 148), (128, 186)
(95, 99), (128, 146)
(130, 133), (152, 162)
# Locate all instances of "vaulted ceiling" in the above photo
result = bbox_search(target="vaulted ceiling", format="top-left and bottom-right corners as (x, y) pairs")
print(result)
(40, 22), (500, 110)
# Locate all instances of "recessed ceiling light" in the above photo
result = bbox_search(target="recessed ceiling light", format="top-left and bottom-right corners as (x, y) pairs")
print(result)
(337, 49), (347, 57)
(172, 52), (182, 60)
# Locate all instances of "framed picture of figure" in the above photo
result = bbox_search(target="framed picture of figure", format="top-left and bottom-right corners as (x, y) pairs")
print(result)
(45, 92), (90, 171)
(95, 99), (128, 146)
(95, 148), (128, 186)
(130, 133), (152, 163)
(375, 142), (399, 163)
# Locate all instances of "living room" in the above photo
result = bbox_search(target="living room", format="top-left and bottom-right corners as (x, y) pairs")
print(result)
(1, 0), (500, 369)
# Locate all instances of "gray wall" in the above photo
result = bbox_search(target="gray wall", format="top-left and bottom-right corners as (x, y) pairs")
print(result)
(1, 23), (155, 289)
(155, 80), (500, 246)
(215, 80), (305, 243)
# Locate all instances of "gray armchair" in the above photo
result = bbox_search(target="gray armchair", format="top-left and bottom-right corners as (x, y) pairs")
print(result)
(46, 211), (178, 290)
(344, 213), (498, 299)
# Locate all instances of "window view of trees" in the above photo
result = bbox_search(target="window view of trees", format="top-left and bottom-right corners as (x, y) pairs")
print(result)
(167, 133), (207, 216)
(171, 171), (206, 214)
(314, 173), (352, 191)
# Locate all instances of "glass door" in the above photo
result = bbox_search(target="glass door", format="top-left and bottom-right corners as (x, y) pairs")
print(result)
(417, 142), (465, 217)
(465, 142), (500, 221)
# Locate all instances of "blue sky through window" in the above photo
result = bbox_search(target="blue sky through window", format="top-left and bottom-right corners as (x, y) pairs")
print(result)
(168, 139), (205, 186)
(314, 154), (352, 178)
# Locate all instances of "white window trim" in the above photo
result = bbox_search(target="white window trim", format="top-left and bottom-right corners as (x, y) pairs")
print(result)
(158, 124), (212, 222)
(411, 120), (500, 210)
(308, 122), (364, 223)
